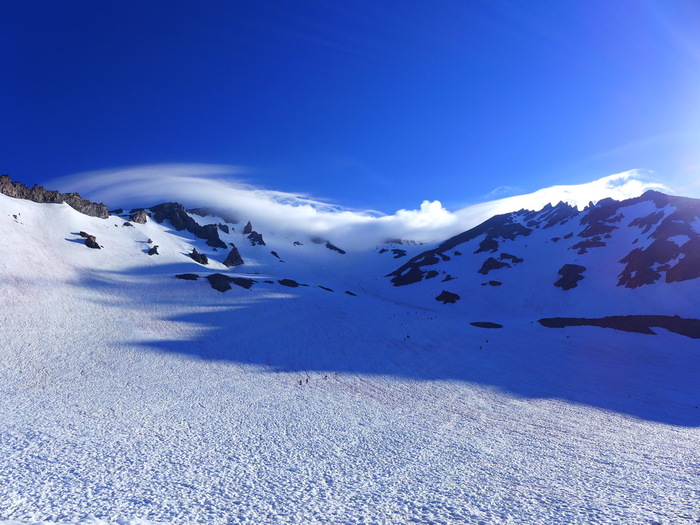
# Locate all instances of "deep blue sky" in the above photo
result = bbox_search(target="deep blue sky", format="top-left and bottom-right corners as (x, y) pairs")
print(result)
(2, 0), (699, 211)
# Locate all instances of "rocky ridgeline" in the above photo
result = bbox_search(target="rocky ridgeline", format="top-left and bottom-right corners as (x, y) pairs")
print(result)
(0, 175), (109, 218)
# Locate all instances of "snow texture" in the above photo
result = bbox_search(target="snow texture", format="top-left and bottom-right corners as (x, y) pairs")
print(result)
(1, 192), (700, 524)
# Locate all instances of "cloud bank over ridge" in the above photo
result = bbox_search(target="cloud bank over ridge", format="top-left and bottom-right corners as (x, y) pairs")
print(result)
(52, 165), (668, 250)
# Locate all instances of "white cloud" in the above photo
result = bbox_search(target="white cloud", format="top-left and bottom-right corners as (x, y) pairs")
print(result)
(50, 166), (670, 251)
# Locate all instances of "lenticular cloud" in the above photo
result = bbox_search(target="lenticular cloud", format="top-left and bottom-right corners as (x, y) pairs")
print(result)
(51, 165), (669, 250)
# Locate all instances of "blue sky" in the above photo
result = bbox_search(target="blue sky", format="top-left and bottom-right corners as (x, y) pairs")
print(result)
(3, 0), (700, 213)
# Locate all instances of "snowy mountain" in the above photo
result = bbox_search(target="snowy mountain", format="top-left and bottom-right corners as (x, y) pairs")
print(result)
(1, 176), (699, 525)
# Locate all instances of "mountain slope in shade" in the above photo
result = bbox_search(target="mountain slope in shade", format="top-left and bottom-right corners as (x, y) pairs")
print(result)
(1, 181), (699, 525)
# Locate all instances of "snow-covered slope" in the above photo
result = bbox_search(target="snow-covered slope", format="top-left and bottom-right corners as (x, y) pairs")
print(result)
(1, 187), (700, 525)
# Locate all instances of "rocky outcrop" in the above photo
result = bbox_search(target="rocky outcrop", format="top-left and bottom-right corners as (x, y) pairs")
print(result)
(325, 241), (346, 254)
(130, 210), (148, 224)
(148, 245), (159, 256)
(149, 202), (226, 249)
(223, 245), (244, 267)
(78, 231), (100, 248)
(247, 231), (265, 246)
(243, 221), (253, 235)
(190, 248), (208, 265)
(554, 264), (586, 290)
(435, 290), (460, 304)
(0, 175), (109, 218)
(206, 274), (256, 292)
(539, 315), (700, 339)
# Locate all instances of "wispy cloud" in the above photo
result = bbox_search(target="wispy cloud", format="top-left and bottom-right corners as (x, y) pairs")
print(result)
(51, 165), (669, 250)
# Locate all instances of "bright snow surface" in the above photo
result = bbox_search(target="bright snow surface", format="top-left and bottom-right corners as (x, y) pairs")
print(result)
(1, 194), (699, 524)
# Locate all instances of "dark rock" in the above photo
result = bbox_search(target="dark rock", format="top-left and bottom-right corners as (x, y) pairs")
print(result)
(109, 208), (123, 215)
(538, 315), (700, 339)
(149, 202), (227, 249)
(147, 238), (153, 244)
(570, 237), (606, 254)
(148, 245), (159, 256)
(425, 270), (439, 279)
(344, 291), (357, 296)
(499, 252), (523, 263)
(0, 174), (109, 218)
(122, 221), (134, 227)
(130, 210), (148, 224)
(243, 221), (253, 235)
(442, 275), (455, 282)
(388, 213), (530, 286)
(84, 235), (101, 249)
(563, 232), (573, 239)
(293, 241), (303, 246)
(378, 248), (388, 254)
(391, 249), (407, 258)
(318, 286), (334, 292)
(279, 279), (300, 287)
(435, 290), (460, 304)
(325, 241), (346, 254)
(247, 231), (265, 246)
(206, 273), (256, 292)
(554, 264), (586, 290)
(175, 273), (200, 280)
(223, 245), (244, 267)
(187, 208), (210, 217)
(470, 322), (503, 329)
(218, 224), (229, 234)
(477, 257), (510, 275)
(190, 248), (209, 265)
(79, 231), (91, 238)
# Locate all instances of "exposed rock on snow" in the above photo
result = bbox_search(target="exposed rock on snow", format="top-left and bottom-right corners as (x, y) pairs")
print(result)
(222, 245), (244, 267)
(129, 210), (148, 224)
(150, 202), (227, 249)
(325, 241), (346, 254)
(243, 221), (253, 235)
(147, 245), (159, 256)
(470, 321), (503, 328)
(175, 273), (199, 280)
(247, 231), (265, 246)
(0, 174), (109, 218)
(190, 248), (208, 265)
(539, 315), (700, 338)
(206, 273), (256, 292)
(554, 264), (586, 290)
(435, 290), (460, 304)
